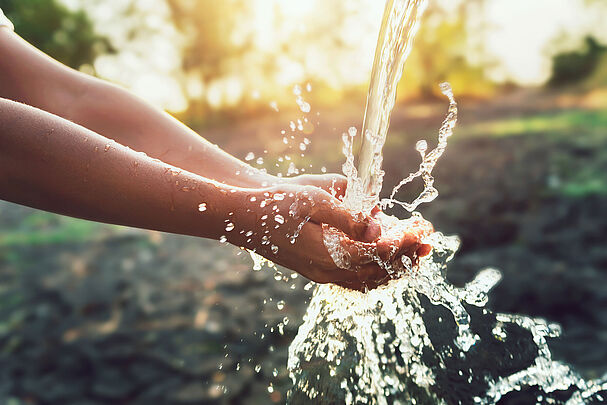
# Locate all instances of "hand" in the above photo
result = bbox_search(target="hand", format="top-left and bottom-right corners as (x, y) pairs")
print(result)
(281, 173), (348, 199)
(227, 183), (385, 290)
(320, 211), (434, 289)
(373, 212), (434, 266)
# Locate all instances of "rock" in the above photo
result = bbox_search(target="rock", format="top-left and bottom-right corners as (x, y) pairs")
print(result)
(169, 382), (210, 404)
(91, 368), (132, 400)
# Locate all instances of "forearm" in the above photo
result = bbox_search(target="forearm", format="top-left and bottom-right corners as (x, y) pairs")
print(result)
(69, 78), (276, 188)
(0, 98), (239, 240)
(0, 29), (274, 188)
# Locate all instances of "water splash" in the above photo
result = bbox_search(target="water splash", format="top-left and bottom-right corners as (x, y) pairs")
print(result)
(289, 232), (607, 404)
(380, 82), (457, 212)
(286, 0), (607, 403)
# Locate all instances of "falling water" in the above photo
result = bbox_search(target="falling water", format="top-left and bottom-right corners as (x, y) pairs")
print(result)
(343, 0), (429, 215)
(286, 0), (607, 403)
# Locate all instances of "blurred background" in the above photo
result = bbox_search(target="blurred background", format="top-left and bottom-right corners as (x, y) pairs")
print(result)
(0, 0), (606, 403)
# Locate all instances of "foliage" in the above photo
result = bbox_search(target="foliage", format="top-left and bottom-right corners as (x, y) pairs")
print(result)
(455, 109), (607, 198)
(163, 0), (497, 114)
(0, 211), (106, 247)
(548, 37), (607, 87)
(458, 110), (607, 139)
(399, 0), (496, 100)
(0, 0), (111, 70)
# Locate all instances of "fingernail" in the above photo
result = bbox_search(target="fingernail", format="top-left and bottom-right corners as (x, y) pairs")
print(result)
(364, 218), (381, 242)
(417, 243), (432, 257)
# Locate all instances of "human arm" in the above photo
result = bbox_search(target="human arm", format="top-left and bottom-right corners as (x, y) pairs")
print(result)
(0, 28), (284, 188)
(0, 97), (383, 288)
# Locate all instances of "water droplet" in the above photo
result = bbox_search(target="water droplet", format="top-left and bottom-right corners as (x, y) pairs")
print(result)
(298, 100), (311, 113)
(415, 140), (428, 153)
(271, 244), (279, 254)
(276, 300), (285, 310)
(299, 143), (307, 151)
(104, 144), (111, 152)
(198, 203), (207, 212)
(219, 235), (227, 243)
(401, 255), (412, 270)
(256, 157), (264, 165)
(255, 364), (262, 373)
(273, 193), (285, 201)
(287, 162), (299, 176)
(274, 214), (285, 224)
(245, 152), (255, 161)
(269, 101), (279, 112)
(225, 222), (235, 232)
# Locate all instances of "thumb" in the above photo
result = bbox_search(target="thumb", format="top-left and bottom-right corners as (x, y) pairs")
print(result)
(306, 190), (380, 242)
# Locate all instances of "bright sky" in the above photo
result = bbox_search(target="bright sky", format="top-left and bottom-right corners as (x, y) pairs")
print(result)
(62, 0), (607, 111)
(482, 0), (607, 85)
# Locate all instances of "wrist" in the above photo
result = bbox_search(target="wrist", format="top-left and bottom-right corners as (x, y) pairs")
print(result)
(197, 184), (265, 247)
(233, 166), (278, 188)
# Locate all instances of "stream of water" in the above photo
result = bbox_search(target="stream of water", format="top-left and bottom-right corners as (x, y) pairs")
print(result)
(286, 0), (607, 403)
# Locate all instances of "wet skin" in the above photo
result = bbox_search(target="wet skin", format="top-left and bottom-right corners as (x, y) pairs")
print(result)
(0, 27), (431, 291)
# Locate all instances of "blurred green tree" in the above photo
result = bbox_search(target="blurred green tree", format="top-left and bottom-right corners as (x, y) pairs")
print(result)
(399, 0), (496, 99)
(164, 0), (497, 115)
(166, 0), (245, 83)
(0, 0), (111, 70)
(548, 36), (607, 87)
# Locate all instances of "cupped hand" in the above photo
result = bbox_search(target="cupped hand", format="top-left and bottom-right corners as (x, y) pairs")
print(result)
(320, 212), (434, 290)
(373, 212), (434, 265)
(228, 183), (385, 290)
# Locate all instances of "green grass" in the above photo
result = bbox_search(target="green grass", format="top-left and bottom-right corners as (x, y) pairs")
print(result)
(389, 108), (607, 198)
(0, 211), (113, 248)
(560, 178), (607, 197)
(459, 109), (607, 198)
(458, 109), (607, 140)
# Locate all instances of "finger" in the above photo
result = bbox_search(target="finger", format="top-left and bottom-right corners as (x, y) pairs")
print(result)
(307, 190), (380, 242)
(307, 262), (364, 286)
(335, 264), (389, 291)
(294, 174), (348, 198)
(291, 222), (383, 287)
(376, 235), (405, 262)
(417, 243), (432, 257)
(323, 174), (347, 199)
(323, 226), (377, 267)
